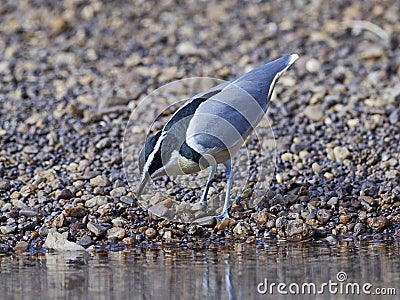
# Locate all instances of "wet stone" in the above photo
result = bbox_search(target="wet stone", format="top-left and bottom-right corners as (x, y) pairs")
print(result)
(76, 235), (93, 247)
(14, 241), (29, 252)
(87, 222), (107, 237)
(317, 209), (332, 225)
(145, 228), (157, 238)
(367, 216), (389, 231)
(194, 216), (217, 227)
(107, 227), (126, 239)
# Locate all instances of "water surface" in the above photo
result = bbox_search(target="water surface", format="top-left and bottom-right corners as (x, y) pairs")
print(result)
(1, 241), (399, 299)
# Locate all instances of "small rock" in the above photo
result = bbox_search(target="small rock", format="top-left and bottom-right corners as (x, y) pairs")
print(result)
(90, 175), (111, 187)
(64, 205), (86, 218)
(303, 105), (324, 122)
(76, 235), (92, 247)
(20, 208), (39, 217)
(333, 146), (350, 162)
(110, 187), (127, 198)
(0, 180), (11, 191)
(233, 222), (247, 236)
(95, 138), (111, 149)
(339, 214), (351, 224)
(0, 244), (11, 253)
(56, 188), (74, 200)
(191, 202), (204, 211)
(176, 41), (207, 57)
(305, 58), (321, 73)
(285, 219), (313, 241)
(23, 145), (38, 154)
(240, 188), (253, 199)
(245, 236), (255, 243)
(312, 162), (322, 172)
(281, 152), (293, 161)
(347, 118), (360, 128)
(120, 196), (134, 205)
(145, 228), (157, 238)
(85, 196), (108, 208)
(161, 198), (173, 208)
(317, 209), (332, 224)
(327, 197), (338, 206)
(367, 216), (389, 231)
(87, 222), (107, 237)
(354, 223), (366, 236)
(385, 170), (399, 179)
(326, 235), (337, 243)
(44, 229), (84, 251)
(52, 213), (65, 228)
(122, 237), (135, 245)
(0, 225), (17, 234)
(148, 203), (175, 219)
(107, 227), (126, 239)
(12, 199), (27, 209)
(194, 216), (217, 227)
(216, 217), (232, 231)
(14, 241), (29, 252)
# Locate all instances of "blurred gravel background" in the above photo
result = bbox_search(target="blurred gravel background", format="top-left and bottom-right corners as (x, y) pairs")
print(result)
(0, 0), (399, 252)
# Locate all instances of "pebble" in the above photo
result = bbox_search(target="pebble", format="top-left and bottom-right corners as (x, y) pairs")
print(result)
(281, 152), (293, 161)
(44, 229), (84, 251)
(0, 226), (17, 234)
(23, 145), (39, 154)
(0, 180), (11, 191)
(85, 196), (108, 208)
(317, 209), (332, 224)
(76, 235), (93, 247)
(52, 213), (65, 228)
(12, 199), (27, 209)
(305, 58), (321, 73)
(303, 105), (324, 122)
(107, 227), (126, 239)
(333, 146), (351, 162)
(90, 175), (111, 187)
(215, 217), (233, 231)
(56, 188), (74, 200)
(87, 222), (107, 237)
(13, 241), (29, 252)
(233, 222), (247, 236)
(312, 162), (322, 173)
(64, 205), (87, 218)
(145, 228), (157, 238)
(20, 208), (39, 217)
(367, 216), (389, 231)
(285, 219), (313, 242)
(194, 216), (217, 227)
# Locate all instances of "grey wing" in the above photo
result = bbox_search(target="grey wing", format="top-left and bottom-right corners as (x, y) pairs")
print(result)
(186, 82), (265, 156)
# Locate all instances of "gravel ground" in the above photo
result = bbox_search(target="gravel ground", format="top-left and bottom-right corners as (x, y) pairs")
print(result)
(0, 0), (399, 253)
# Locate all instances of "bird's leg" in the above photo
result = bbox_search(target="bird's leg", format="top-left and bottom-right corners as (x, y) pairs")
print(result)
(215, 160), (232, 219)
(199, 165), (216, 204)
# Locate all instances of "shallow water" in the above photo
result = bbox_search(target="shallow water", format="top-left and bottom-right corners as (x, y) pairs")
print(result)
(1, 241), (399, 300)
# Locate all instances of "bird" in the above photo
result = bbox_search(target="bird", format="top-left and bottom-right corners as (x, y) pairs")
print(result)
(137, 54), (298, 219)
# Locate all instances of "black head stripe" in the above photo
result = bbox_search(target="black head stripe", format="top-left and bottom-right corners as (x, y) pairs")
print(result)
(144, 131), (162, 162)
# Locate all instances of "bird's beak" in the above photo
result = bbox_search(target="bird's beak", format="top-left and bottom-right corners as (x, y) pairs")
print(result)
(136, 173), (150, 198)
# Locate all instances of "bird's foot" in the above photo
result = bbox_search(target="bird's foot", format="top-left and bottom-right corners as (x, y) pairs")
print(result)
(214, 210), (230, 219)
